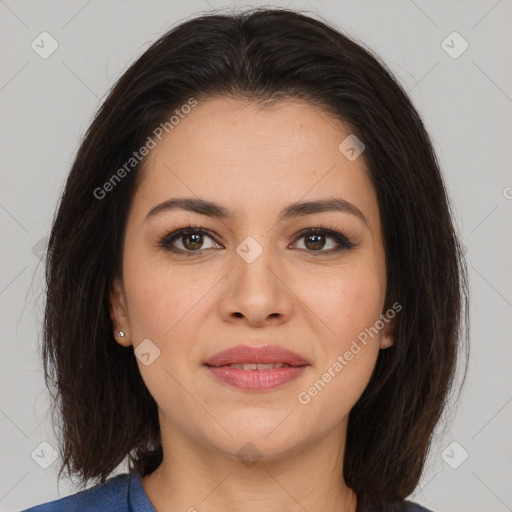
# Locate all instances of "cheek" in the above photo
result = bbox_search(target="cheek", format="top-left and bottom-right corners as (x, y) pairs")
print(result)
(295, 274), (383, 425)
(292, 261), (385, 419)
(124, 278), (172, 339)
(300, 263), (386, 346)
(123, 245), (204, 341)
(301, 260), (385, 408)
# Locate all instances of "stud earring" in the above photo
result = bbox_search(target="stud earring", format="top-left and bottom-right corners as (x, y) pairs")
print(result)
(117, 331), (125, 338)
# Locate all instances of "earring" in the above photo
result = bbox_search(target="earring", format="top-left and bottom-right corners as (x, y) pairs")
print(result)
(117, 331), (125, 338)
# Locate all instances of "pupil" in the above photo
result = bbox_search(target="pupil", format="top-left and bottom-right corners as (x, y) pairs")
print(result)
(184, 233), (202, 250)
(305, 234), (325, 250)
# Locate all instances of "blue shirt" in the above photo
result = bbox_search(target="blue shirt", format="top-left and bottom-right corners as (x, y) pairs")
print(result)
(20, 472), (155, 512)
(20, 471), (433, 511)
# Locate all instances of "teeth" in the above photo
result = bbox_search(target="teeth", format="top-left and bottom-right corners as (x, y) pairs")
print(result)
(226, 363), (289, 370)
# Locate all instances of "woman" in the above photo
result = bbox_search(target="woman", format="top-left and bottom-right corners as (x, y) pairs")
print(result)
(22, 7), (468, 512)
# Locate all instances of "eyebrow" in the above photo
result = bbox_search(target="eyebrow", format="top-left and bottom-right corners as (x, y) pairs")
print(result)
(145, 196), (368, 227)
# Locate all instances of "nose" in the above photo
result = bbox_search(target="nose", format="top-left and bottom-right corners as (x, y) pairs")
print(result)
(218, 236), (294, 327)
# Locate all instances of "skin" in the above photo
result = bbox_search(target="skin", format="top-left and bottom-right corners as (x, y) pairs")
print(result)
(110, 96), (394, 512)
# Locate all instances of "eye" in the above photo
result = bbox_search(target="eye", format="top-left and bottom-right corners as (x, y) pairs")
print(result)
(291, 226), (355, 254)
(158, 225), (221, 253)
(158, 223), (356, 255)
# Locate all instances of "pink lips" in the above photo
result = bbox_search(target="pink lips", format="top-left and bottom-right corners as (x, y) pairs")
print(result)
(204, 345), (310, 391)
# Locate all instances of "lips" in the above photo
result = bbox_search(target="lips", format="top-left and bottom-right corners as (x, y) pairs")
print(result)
(203, 344), (310, 391)
(204, 344), (309, 367)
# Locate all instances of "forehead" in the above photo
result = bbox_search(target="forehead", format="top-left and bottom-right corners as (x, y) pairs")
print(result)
(147, 96), (355, 168)
(132, 96), (379, 229)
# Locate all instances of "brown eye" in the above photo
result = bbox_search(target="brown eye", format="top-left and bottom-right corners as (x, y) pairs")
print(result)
(293, 228), (354, 254)
(159, 225), (355, 256)
(304, 233), (327, 251)
(181, 232), (204, 250)
(159, 228), (221, 253)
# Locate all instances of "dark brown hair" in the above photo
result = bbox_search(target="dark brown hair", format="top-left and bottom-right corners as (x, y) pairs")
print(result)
(42, 7), (469, 511)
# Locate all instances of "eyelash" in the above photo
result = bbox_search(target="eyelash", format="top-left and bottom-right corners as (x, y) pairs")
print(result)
(157, 221), (356, 256)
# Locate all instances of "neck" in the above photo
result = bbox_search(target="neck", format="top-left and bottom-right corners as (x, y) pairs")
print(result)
(141, 416), (357, 512)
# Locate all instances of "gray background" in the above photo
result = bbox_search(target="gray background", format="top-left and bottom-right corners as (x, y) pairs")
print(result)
(1, 0), (511, 511)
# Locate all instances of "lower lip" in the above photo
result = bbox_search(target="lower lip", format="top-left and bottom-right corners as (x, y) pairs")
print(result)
(205, 365), (308, 390)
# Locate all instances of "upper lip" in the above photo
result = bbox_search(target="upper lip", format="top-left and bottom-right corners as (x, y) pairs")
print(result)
(204, 345), (310, 367)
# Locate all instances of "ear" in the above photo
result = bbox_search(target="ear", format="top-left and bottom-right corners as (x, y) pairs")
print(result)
(379, 316), (395, 350)
(109, 277), (132, 347)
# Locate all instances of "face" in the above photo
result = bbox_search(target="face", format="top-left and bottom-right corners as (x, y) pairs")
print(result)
(110, 96), (393, 463)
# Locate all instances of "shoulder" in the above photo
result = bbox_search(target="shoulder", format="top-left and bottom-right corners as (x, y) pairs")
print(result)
(400, 500), (434, 512)
(19, 473), (131, 512)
